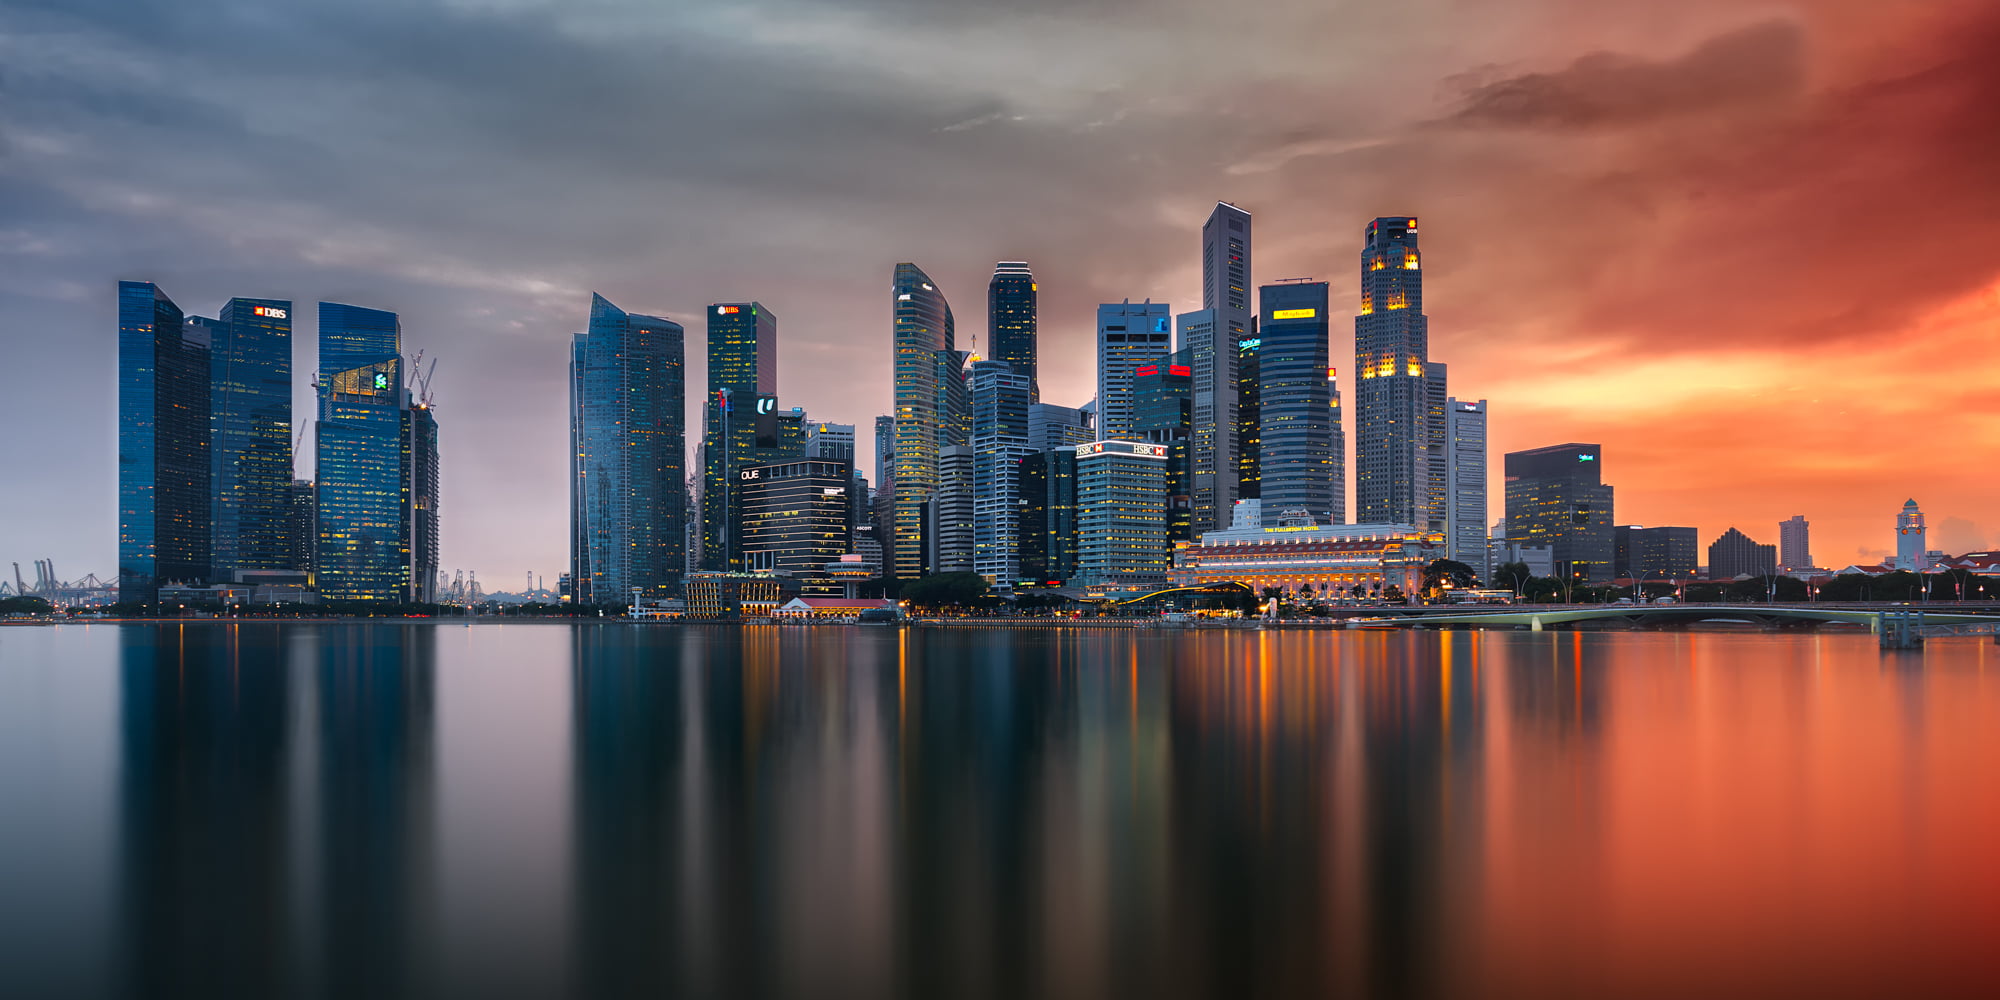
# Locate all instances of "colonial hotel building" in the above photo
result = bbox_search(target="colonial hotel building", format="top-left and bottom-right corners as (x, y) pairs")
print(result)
(1171, 499), (1434, 597)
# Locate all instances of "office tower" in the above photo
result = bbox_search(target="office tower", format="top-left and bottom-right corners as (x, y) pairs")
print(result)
(1504, 443), (1615, 582)
(118, 281), (209, 601)
(288, 480), (316, 579)
(1709, 527), (1777, 579)
(1355, 216), (1433, 527)
(1445, 398), (1488, 573)
(1176, 308), (1234, 534)
(1256, 282), (1338, 525)
(1778, 515), (1812, 572)
(1075, 440), (1171, 588)
(1895, 500), (1927, 570)
(1329, 369), (1345, 523)
(1019, 448), (1079, 585)
(1614, 525), (1699, 581)
(570, 293), (687, 604)
(316, 302), (439, 602)
(1029, 402), (1093, 451)
(936, 349), (971, 450)
(1424, 362), (1449, 534)
(805, 421), (856, 463)
(1133, 350), (1194, 542)
(970, 360), (1034, 589)
(890, 264), (954, 579)
(1096, 301), (1172, 441)
(872, 415), (895, 493)
(929, 445), (975, 573)
(988, 261), (1038, 401)
(201, 298), (294, 581)
(739, 457), (853, 592)
(1237, 332), (1260, 500)
(702, 302), (776, 571)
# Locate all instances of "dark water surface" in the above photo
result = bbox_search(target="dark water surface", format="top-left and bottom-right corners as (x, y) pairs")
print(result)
(1, 623), (1996, 998)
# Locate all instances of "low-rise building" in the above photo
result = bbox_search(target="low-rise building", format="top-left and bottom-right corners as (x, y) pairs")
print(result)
(1171, 500), (1435, 598)
(684, 572), (784, 620)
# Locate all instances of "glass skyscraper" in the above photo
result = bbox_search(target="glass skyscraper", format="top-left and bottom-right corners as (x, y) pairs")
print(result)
(118, 281), (210, 601)
(969, 360), (1034, 589)
(1019, 448), (1079, 585)
(1445, 398), (1489, 574)
(316, 302), (438, 602)
(203, 297), (295, 580)
(1355, 216), (1432, 528)
(987, 262), (1037, 402)
(1257, 282), (1339, 525)
(571, 293), (687, 604)
(1196, 202), (1251, 534)
(1075, 440), (1171, 588)
(1504, 443), (1614, 583)
(1095, 301), (1171, 442)
(702, 302), (776, 572)
(890, 263), (954, 580)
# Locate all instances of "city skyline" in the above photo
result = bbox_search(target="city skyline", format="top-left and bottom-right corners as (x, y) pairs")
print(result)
(9, 0), (2000, 585)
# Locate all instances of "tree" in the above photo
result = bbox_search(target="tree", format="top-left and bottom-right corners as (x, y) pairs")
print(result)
(1421, 559), (1480, 599)
(900, 572), (989, 609)
(0, 595), (55, 615)
(1493, 561), (1533, 597)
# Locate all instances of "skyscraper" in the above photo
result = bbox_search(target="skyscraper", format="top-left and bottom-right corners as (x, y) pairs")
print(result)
(1256, 282), (1338, 526)
(1075, 441), (1170, 589)
(1614, 525), (1698, 580)
(1028, 402), (1093, 451)
(118, 281), (209, 602)
(739, 457), (853, 591)
(929, 445), (975, 573)
(1355, 216), (1432, 527)
(1133, 350), (1194, 542)
(203, 298), (295, 581)
(969, 360), (1035, 589)
(1778, 515), (1812, 572)
(1709, 528), (1777, 580)
(1424, 362), (1450, 534)
(702, 302), (776, 571)
(988, 262), (1038, 401)
(805, 422), (856, 463)
(1504, 443), (1615, 583)
(1095, 300), (1172, 441)
(1895, 500), (1927, 571)
(1445, 398), (1488, 574)
(1019, 448), (1079, 585)
(1203, 201), (1255, 527)
(1237, 332), (1261, 501)
(890, 264), (954, 579)
(571, 293), (686, 604)
(872, 414), (896, 494)
(316, 302), (438, 603)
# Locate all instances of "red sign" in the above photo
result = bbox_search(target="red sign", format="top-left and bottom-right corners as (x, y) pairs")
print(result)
(1169, 365), (1192, 377)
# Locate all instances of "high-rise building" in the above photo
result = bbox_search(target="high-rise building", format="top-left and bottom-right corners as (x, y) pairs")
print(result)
(1708, 527), (1777, 580)
(1424, 362), (1449, 535)
(702, 302), (776, 571)
(890, 264), (954, 579)
(1075, 440), (1171, 589)
(570, 293), (686, 604)
(202, 298), (295, 581)
(872, 415), (896, 495)
(1445, 398), (1488, 574)
(928, 445), (975, 573)
(1133, 350), (1194, 542)
(1028, 402), (1093, 451)
(1895, 500), (1927, 571)
(1504, 443), (1614, 583)
(315, 302), (438, 603)
(970, 360), (1035, 589)
(1177, 307), (1236, 534)
(1614, 525), (1698, 581)
(936, 349), (971, 451)
(288, 479), (316, 579)
(1778, 515), (1812, 572)
(1095, 301), (1172, 442)
(1256, 282), (1338, 526)
(118, 281), (210, 602)
(988, 262), (1038, 401)
(805, 421), (855, 463)
(1237, 332), (1261, 501)
(1355, 216), (1433, 528)
(739, 457), (852, 593)
(1019, 448), (1079, 585)
(1201, 203), (1253, 516)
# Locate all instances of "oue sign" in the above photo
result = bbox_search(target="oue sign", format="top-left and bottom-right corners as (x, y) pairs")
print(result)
(740, 470), (761, 481)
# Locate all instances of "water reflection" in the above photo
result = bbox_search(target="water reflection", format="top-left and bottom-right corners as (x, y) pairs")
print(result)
(0, 624), (1991, 998)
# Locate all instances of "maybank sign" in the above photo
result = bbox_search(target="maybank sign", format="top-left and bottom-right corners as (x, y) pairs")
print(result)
(1271, 308), (1317, 320)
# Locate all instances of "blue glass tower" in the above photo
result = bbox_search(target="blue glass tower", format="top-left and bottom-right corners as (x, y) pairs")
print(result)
(890, 263), (954, 580)
(571, 293), (687, 604)
(203, 298), (294, 580)
(702, 302), (776, 572)
(316, 303), (434, 602)
(969, 359), (1033, 589)
(987, 262), (1038, 402)
(1258, 282), (1338, 525)
(118, 281), (210, 602)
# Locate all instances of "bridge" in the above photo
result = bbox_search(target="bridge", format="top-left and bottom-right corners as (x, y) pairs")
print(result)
(1340, 603), (2000, 635)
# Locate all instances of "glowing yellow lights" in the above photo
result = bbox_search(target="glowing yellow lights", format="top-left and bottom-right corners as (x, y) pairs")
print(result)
(1375, 359), (1396, 377)
(1404, 255), (1420, 269)
(1272, 308), (1316, 320)
(1385, 292), (1408, 310)
(1406, 361), (1424, 376)
(1358, 298), (1374, 315)
(1369, 256), (1388, 271)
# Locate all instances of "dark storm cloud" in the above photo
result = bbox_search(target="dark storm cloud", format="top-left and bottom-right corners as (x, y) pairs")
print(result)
(1441, 19), (1806, 130)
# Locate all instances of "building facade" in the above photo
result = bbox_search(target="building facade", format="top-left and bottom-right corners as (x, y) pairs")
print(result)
(1133, 351), (1193, 543)
(1075, 440), (1170, 589)
(571, 293), (686, 604)
(1503, 443), (1614, 582)
(1895, 500), (1927, 571)
(1778, 515), (1812, 572)
(1019, 448), (1079, 586)
(1095, 301), (1172, 442)
(739, 458), (853, 593)
(1709, 527), (1777, 580)
(1199, 202), (1252, 536)
(1354, 216), (1433, 528)
(987, 261), (1038, 401)
(1444, 398), (1488, 575)
(890, 264), (954, 579)
(1028, 402), (1093, 451)
(805, 421), (855, 463)
(1172, 500), (1433, 599)
(928, 445), (975, 574)
(702, 302), (777, 571)
(1614, 525), (1699, 581)
(118, 281), (210, 601)
(203, 297), (295, 582)
(1256, 282), (1339, 526)
(970, 360), (1034, 589)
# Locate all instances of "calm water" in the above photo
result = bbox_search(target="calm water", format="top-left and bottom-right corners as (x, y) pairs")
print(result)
(1, 623), (1996, 999)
